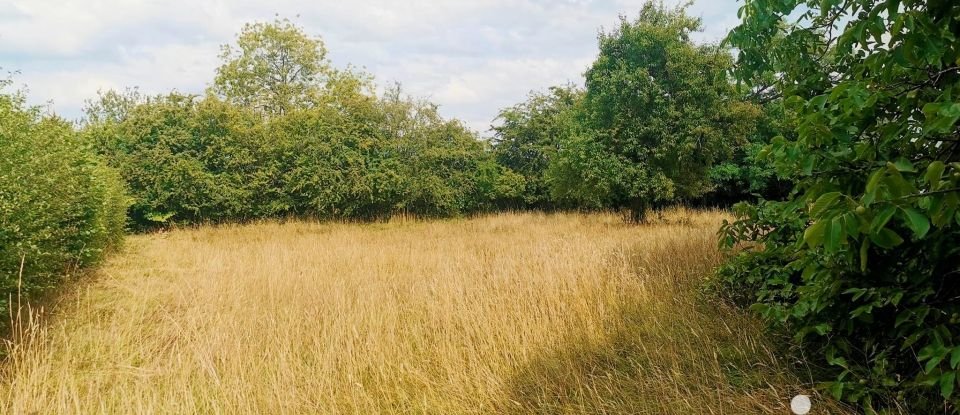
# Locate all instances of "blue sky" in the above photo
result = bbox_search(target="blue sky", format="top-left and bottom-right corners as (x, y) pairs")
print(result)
(0, 0), (742, 134)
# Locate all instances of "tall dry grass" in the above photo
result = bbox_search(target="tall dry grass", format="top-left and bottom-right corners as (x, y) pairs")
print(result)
(1, 210), (846, 414)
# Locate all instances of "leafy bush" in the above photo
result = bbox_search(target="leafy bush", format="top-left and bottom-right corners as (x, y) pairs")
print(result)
(79, 20), (526, 227)
(703, 100), (793, 206)
(721, 0), (960, 412)
(84, 93), (265, 227)
(0, 88), (128, 325)
(84, 87), (521, 226)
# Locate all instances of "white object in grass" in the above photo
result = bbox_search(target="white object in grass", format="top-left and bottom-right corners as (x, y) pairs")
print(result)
(791, 394), (812, 415)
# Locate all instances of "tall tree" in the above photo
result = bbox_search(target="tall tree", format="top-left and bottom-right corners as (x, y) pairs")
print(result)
(551, 2), (757, 221)
(211, 18), (330, 116)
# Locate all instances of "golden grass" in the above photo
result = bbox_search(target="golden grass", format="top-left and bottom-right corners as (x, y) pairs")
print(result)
(1, 210), (847, 414)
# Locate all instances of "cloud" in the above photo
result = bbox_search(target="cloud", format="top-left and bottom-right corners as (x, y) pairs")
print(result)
(0, 0), (741, 134)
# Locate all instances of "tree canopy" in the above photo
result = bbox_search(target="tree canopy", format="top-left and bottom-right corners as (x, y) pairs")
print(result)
(212, 19), (330, 116)
(493, 2), (763, 221)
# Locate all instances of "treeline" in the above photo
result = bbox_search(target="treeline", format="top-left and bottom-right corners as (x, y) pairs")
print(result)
(82, 21), (523, 229)
(84, 87), (523, 228)
(81, 11), (786, 229)
(2, 2), (779, 329)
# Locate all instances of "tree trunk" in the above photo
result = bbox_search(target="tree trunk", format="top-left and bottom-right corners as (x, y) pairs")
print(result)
(627, 198), (647, 224)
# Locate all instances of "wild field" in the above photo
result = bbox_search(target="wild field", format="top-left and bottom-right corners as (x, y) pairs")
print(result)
(1, 211), (843, 414)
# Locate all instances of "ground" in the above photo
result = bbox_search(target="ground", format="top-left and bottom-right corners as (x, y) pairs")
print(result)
(0, 210), (846, 414)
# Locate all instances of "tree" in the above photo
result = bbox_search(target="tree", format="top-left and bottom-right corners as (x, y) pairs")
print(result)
(492, 85), (582, 208)
(553, 2), (757, 221)
(703, 100), (793, 206)
(721, 0), (960, 411)
(85, 92), (268, 227)
(374, 85), (515, 217)
(211, 18), (330, 116)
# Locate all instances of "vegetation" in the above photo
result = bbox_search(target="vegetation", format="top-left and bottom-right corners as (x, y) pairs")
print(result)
(212, 18), (331, 117)
(0, 83), (128, 329)
(75, 6), (773, 228)
(492, 85), (582, 209)
(491, 3), (773, 221)
(0, 212), (847, 414)
(720, 0), (960, 412)
(83, 21), (522, 229)
(5, 0), (958, 412)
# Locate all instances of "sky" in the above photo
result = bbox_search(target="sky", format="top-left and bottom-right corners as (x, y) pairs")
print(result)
(0, 0), (743, 135)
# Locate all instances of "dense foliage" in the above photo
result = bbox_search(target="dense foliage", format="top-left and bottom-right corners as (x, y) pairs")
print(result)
(212, 18), (331, 117)
(573, 4), (760, 221)
(0, 85), (128, 326)
(703, 100), (793, 206)
(492, 3), (771, 220)
(492, 85), (582, 209)
(720, 0), (960, 412)
(83, 21), (523, 228)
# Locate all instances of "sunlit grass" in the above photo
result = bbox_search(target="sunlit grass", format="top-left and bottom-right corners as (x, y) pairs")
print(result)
(1, 210), (847, 413)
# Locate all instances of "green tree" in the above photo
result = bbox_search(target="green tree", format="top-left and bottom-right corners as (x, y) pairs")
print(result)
(704, 100), (793, 205)
(211, 18), (330, 116)
(553, 2), (757, 221)
(375, 86), (512, 217)
(85, 92), (266, 227)
(492, 85), (582, 208)
(721, 0), (960, 411)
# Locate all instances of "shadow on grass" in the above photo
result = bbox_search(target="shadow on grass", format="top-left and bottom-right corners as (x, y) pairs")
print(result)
(496, 235), (846, 414)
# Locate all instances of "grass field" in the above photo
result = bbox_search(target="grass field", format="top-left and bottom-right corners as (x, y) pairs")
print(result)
(1, 210), (844, 414)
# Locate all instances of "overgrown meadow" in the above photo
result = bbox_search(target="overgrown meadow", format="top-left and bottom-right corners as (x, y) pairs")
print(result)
(2, 0), (958, 413)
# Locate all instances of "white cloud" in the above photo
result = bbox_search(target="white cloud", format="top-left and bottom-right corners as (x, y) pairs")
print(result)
(0, 0), (741, 134)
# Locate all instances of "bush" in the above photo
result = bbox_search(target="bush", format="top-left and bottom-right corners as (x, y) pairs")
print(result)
(79, 19), (528, 228)
(0, 89), (128, 325)
(721, 0), (960, 412)
(83, 86), (522, 226)
(84, 93), (266, 227)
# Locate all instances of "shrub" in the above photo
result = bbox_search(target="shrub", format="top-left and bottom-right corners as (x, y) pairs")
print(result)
(84, 93), (264, 228)
(0, 89), (128, 325)
(84, 86), (520, 226)
(721, 0), (960, 412)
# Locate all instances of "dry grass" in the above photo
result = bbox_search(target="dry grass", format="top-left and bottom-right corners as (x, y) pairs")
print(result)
(1, 210), (847, 414)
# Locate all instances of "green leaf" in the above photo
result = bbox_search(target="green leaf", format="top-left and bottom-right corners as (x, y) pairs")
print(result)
(925, 354), (944, 374)
(870, 206), (897, 232)
(828, 354), (849, 368)
(830, 381), (844, 400)
(892, 158), (916, 173)
(804, 221), (828, 248)
(901, 208), (931, 239)
(811, 192), (842, 217)
(870, 228), (904, 249)
(941, 372), (956, 399)
(825, 217), (845, 253)
(809, 94), (828, 109)
(951, 347), (960, 370)
(866, 168), (885, 193)
(925, 161), (945, 190)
